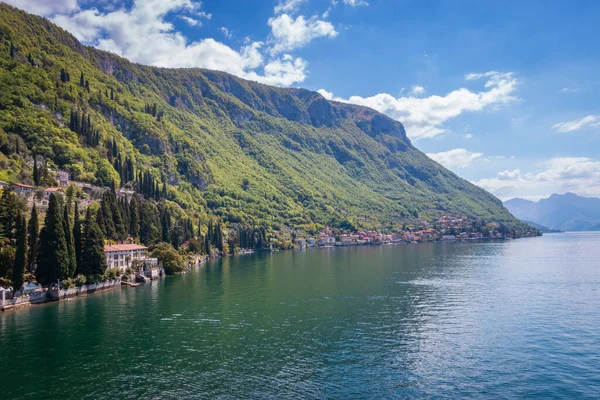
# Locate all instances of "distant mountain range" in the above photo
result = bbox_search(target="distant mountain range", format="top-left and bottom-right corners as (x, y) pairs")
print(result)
(504, 193), (600, 232)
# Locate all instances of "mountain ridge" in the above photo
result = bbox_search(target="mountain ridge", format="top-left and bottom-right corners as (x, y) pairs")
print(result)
(0, 3), (526, 233)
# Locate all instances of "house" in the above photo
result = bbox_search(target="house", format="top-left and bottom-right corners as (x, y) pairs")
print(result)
(44, 187), (64, 200)
(55, 170), (70, 186)
(117, 188), (135, 202)
(307, 238), (317, 247)
(104, 244), (149, 272)
(326, 236), (336, 245)
(10, 183), (35, 197)
(0, 181), (8, 189)
(73, 181), (99, 196)
(296, 238), (306, 248)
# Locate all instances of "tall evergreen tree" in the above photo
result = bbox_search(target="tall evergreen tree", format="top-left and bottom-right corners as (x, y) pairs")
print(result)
(79, 71), (84, 87)
(161, 209), (171, 243)
(12, 215), (26, 293)
(129, 193), (140, 239)
(36, 194), (69, 286)
(81, 208), (107, 280)
(33, 154), (39, 185)
(27, 204), (39, 273)
(9, 41), (14, 59)
(63, 204), (76, 278)
(0, 188), (21, 241)
(99, 191), (115, 238)
(109, 189), (126, 241)
(73, 201), (82, 275)
(139, 201), (161, 245)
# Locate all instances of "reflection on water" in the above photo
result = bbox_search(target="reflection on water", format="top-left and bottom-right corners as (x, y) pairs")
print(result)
(1, 233), (600, 398)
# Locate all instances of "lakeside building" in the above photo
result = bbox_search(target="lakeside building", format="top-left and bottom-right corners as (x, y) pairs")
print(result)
(10, 183), (35, 197)
(104, 244), (157, 272)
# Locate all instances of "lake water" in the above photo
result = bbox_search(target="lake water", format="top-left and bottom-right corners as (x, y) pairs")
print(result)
(1, 233), (600, 399)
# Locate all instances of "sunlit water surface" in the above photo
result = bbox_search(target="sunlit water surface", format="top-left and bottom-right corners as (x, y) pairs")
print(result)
(1, 233), (599, 399)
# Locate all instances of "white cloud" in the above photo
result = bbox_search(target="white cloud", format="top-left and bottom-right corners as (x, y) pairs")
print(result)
(408, 85), (425, 96)
(463, 133), (473, 139)
(318, 71), (519, 140)
(560, 87), (580, 93)
(341, 0), (369, 6)
(47, 0), (308, 87)
(274, 0), (305, 14)
(317, 88), (334, 99)
(219, 26), (232, 39)
(427, 148), (483, 169)
(268, 14), (337, 55)
(474, 157), (600, 200)
(332, 0), (369, 7)
(180, 15), (203, 27)
(552, 115), (600, 133)
(2, 0), (79, 16)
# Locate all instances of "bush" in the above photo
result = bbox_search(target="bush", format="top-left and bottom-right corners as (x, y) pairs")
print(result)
(151, 242), (185, 275)
(61, 278), (74, 289)
(104, 267), (120, 281)
(74, 274), (87, 287)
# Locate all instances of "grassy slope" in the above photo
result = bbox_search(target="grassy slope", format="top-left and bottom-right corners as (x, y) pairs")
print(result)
(0, 4), (523, 231)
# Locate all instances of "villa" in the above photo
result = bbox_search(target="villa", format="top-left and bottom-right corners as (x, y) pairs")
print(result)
(104, 244), (152, 272)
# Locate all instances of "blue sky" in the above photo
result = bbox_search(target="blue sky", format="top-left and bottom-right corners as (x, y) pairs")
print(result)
(7, 0), (600, 200)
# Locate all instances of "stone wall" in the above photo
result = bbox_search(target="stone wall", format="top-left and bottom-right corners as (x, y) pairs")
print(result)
(1, 280), (121, 311)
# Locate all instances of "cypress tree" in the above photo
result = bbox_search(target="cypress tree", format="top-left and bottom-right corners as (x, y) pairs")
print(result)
(33, 154), (39, 186)
(129, 193), (140, 239)
(73, 201), (82, 275)
(99, 191), (115, 239)
(12, 215), (26, 293)
(204, 233), (210, 255)
(63, 204), (76, 278)
(216, 222), (224, 252)
(79, 72), (84, 87)
(0, 188), (21, 241)
(27, 204), (39, 273)
(9, 41), (14, 59)
(109, 189), (126, 241)
(36, 194), (69, 286)
(81, 208), (107, 280)
(161, 209), (171, 243)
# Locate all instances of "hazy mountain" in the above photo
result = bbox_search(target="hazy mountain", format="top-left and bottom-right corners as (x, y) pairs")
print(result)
(505, 193), (600, 231)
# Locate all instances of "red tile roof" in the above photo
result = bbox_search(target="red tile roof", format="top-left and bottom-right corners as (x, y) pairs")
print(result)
(104, 244), (148, 252)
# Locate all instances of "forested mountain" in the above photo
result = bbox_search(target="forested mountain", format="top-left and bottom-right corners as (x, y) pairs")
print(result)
(0, 3), (524, 232)
(505, 193), (600, 232)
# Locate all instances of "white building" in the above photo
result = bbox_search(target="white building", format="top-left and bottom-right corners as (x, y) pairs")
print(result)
(104, 244), (150, 272)
(10, 183), (35, 198)
(55, 170), (70, 186)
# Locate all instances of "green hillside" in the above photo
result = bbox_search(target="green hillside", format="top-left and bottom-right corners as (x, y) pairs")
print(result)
(0, 3), (524, 232)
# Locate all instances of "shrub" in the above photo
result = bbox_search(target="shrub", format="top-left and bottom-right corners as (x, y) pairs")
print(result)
(104, 267), (120, 281)
(74, 274), (87, 287)
(61, 278), (74, 289)
(151, 242), (185, 275)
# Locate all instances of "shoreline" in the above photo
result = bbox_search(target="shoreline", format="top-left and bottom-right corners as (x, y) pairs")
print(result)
(1, 236), (538, 313)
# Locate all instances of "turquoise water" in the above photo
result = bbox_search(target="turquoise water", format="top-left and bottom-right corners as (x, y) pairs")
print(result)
(1, 233), (600, 399)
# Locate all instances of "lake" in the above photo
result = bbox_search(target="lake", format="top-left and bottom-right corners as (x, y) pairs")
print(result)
(1, 233), (599, 399)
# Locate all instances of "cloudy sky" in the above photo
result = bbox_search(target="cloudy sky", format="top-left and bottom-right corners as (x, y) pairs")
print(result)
(6, 0), (600, 201)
